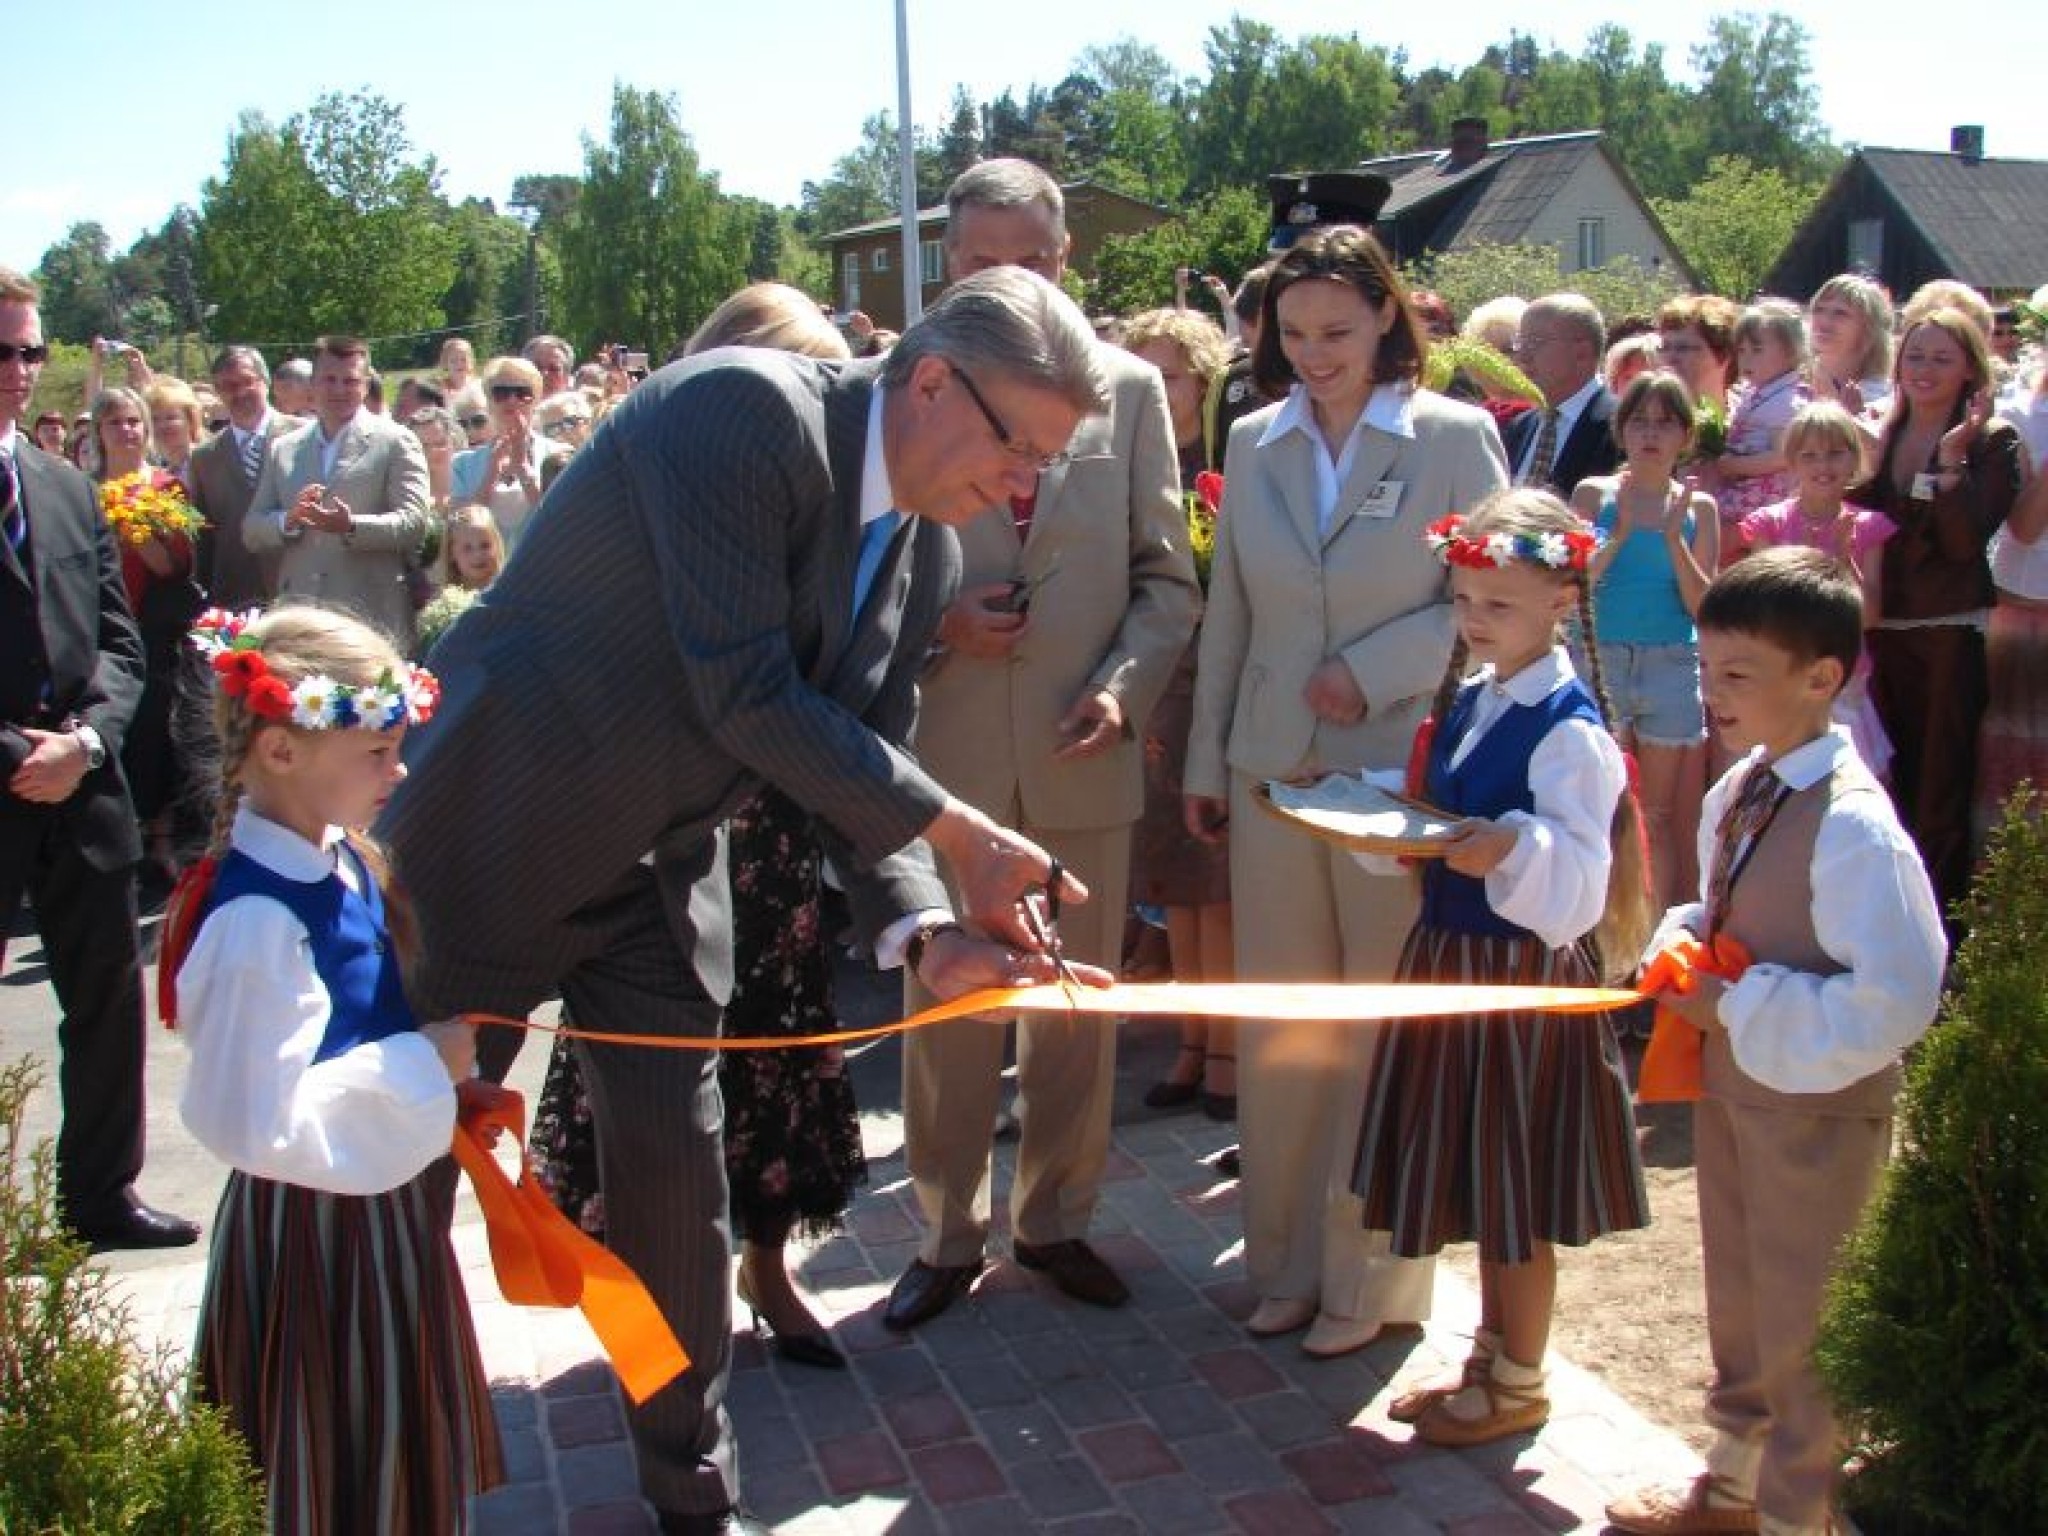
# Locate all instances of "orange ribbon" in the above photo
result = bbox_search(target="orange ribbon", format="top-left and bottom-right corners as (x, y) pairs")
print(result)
(1635, 935), (1752, 1103)
(451, 1089), (689, 1405)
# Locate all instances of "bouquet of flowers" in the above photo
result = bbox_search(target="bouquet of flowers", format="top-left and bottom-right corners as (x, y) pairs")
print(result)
(1690, 398), (1728, 463)
(99, 470), (202, 549)
(1186, 469), (1223, 590)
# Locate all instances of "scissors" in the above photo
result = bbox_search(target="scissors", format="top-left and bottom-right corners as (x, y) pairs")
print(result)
(1021, 856), (1081, 997)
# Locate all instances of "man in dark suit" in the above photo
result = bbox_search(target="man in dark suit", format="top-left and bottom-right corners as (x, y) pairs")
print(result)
(1503, 292), (1618, 497)
(0, 267), (198, 1251)
(383, 269), (1109, 1535)
(187, 343), (296, 609)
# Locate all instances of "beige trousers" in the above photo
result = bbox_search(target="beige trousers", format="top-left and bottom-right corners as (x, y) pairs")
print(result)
(1228, 769), (1436, 1322)
(902, 815), (1131, 1266)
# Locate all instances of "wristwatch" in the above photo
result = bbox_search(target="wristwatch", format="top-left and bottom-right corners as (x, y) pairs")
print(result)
(69, 720), (107, 770)
(905, 919), (965, 975)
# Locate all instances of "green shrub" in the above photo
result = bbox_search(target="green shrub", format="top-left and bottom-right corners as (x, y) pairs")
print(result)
(0, 1058), (264, 1534)
(1814, 794), (2048, 1532)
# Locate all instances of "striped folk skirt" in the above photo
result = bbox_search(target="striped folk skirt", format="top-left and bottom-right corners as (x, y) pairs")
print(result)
(1351, 926), (1649, 1264)
(194, 1171), (504, 1536)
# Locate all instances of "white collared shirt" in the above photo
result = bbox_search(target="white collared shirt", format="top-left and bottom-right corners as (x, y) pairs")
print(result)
(1648, 727), (1947, 1094)
(1514, 375), (1602, 484)
(1259, 382), (1416, 536)
(229, 410), (274, 465)
(176, 805), (456, 1195)
(858, 387), (896, 534)
(315, 409), (367, 481)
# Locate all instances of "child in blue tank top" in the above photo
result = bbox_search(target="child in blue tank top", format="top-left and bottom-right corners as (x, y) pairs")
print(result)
(1351, 489), (1656, 1448)
(163, 603), (502, 1535)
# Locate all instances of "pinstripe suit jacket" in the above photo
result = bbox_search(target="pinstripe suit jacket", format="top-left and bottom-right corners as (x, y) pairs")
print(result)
(382, 351), (958, 1020)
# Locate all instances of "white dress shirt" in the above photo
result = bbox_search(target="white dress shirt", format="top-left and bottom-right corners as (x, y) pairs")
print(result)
(1258, 382), (1418, 537)
(1647, 728), (1947, 1095)
(1514, 375), (1602, 485)
(177, 807), (456, 1195)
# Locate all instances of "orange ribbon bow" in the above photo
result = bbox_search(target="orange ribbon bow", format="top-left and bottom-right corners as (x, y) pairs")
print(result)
(450, 1088), (689, 1405)
(1635, 934), (1752, 1103)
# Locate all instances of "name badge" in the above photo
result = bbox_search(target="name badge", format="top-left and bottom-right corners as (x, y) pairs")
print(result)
(1910, 472), (1939, 503)
(1356, 480), (1405, 520)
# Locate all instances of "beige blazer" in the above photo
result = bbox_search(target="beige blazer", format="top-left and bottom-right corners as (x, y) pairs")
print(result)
(914, 345), (1198, 831)
(1185, 386), (1508, 793)
(245, 410), (429, 646)
(188, 412), (300, 608)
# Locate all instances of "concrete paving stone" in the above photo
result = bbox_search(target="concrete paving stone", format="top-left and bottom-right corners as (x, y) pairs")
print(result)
(848, 1196), (918, 1245)
(725, 1360), (786, 1415)
(788, 1374), (884, 1439)
(1223, 1486), (1343, 1535)
(882, 1387), (973, 1449)
(556, 1442), (642, 1505)
(1038, 1376), (1137, 1429)
(1237, 1387), (1348, 1451)
(1098, 1146), (1145, 1183)
(1007, 1455), (1114, 1520)
(1387, 1448), (1524, 1522)
(1278, 1436), (1399, 1505)
(1441, 1513), (1552, 1535)
(979, 1287), (1075, 1339)
(1294, 1350), (1393, 1419)
(491, 1386), (540, 1432)
(975, 1401), (1073, 1465)
(733, 1409), (813, 1471)
(1199, 1277), (1261, 1321)
(542, 1359), (619, 1400)
(907, 1439), (1008, 1506)
(1095, 1336), (1195, 1390)
(1074, 1422), (1182, 1484)
(945, 1355), (1039, 1410)
(1537, 1409), (1674, 1484)
(1330, 1498), (1442, 1536)
(835, 1305), (916, 1357)
(564, 1499), (658, 1534)
(1156, 1237), (1243, 1287)
(914, 1309), (1010, 1364)
(1498, 1452), (1627, 1533)
(1175, 1427), (1297, 1495)
(1086, 1231), (1165, 1275)
(1131, 1381), (1234, 1440)
(1041, 1514), (1141, 1535)
(1191, 1346), (1288, 1401)
(816, 1427), (912, 1497)
(1113, 1472), (1229, 1530)
(496, 1425), (551, 1485)
(1063, 1298), (1158, 1346)
(854, 1344), (943, 1397)
(934, 1494), (1052, 1535)
(1118, 1267), (1202, 1313)
(1014, 1329), (1107, 1385)
(1146, 1301), (1247, 1355)
(740, 1462), (833, 1526)
(549, 1391), (628, 1449)
(469, 1481), (560, 1535)
(844, 1493), (940, 1535)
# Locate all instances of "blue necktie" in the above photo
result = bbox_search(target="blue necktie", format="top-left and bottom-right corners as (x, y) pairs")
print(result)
(1, 450), (22, 555)
(851, 510), (902, 619)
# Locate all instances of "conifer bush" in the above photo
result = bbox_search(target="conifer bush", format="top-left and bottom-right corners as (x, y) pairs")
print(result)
(1814, 795), (2048, 1531)
(0, 1058), (263, 1534)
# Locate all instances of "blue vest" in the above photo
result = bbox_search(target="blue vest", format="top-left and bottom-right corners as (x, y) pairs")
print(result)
(206, 842), (417, 1064)
(1420, 675), (1603, 940)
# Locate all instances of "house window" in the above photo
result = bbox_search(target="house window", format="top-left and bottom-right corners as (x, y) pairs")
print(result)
(841, 252), (861, 308)
(871, 246), (890, 274)
(1848, 218), (1884, 273)
(920, 239), (945, 287)
(1576, 217), (1605, 270)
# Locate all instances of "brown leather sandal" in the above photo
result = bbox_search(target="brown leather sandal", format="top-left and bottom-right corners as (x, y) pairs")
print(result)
(1412, 1371), (1549, 1447)
(1387, 1346), (1493, 1424)
(1604, 1472), (1759, 1534)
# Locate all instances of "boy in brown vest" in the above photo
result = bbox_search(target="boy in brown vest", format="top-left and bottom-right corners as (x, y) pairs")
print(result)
(1608, 548), (1946, 1536)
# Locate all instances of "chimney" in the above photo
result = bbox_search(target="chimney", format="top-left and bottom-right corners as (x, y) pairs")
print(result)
(1952, 125), (1985, 164)
(1448, 118), (1490, 170)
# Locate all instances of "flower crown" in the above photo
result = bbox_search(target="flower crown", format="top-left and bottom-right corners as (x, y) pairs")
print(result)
(189, 609), (441, 731)
(1424, 514), (1602, 572)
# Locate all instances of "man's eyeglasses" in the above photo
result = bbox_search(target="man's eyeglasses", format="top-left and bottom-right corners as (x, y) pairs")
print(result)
(0, 342), (51, 365)
(539, 416), (590, 440)
(951, 364), (1070, 471)
(490, 383), (535, 402)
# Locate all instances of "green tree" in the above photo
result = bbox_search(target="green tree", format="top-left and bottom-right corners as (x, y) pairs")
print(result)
(1187, 24), (1400, 195)
(933, 86), (984, 190)
(799, 111), (931, 236)
(558, 84), (748, 358)
(437, 198), (533, 362)
(1651, 155), (1819, 298)
(197, 92), (457, 361)
(1687, 11), (1836, 184)
(34, 222), (122, 344)
(1408, 241), (1682, 335)
(1087, 186), (1267, 320)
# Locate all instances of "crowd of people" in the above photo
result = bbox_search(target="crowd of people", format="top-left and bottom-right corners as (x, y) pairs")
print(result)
(4, 148), (2046, 1536)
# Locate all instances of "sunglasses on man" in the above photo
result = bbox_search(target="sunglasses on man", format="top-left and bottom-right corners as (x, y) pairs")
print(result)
(490, 383), (535, 403)
(0, 342), (52, 365)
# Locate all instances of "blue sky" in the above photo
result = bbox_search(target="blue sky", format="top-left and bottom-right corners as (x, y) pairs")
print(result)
(7, 0), (2044, 268)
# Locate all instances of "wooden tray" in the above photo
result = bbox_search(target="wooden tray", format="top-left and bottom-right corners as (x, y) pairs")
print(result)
(1255, 776), (1461, 856)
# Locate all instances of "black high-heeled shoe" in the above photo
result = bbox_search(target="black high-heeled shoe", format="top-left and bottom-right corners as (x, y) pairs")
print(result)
(736, 1272), (846, 1369)
(1143, 1042), (1205, 1109)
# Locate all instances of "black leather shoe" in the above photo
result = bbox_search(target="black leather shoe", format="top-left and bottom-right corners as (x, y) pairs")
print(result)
(657, 1507), (770, 1534)
(71, 1200), (201, 1253)
(1012, 1238), (1130, 1308)
(882, 1258), (984, 1332)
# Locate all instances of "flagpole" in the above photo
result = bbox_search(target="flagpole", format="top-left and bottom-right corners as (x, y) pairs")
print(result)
(894, 0), (922, 325)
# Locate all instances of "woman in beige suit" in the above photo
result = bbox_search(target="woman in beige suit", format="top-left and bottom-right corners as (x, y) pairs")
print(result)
(1184, 226), (1509, 1358)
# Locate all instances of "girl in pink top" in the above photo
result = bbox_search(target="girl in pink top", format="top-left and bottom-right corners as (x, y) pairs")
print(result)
(1739, 401), (1896, 775)
(1712, 301), (1808, 548)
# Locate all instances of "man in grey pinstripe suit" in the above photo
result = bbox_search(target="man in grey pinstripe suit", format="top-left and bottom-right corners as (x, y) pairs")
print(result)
(382, 270), (1110, 1534)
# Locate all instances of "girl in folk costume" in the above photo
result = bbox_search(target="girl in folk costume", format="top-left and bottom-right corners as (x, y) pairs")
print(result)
(161, 603), (502, 1535)
(1351, 489), (1655, 1447)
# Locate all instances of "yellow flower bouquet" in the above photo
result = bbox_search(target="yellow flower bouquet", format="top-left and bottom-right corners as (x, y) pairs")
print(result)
(100, 470), (202, 549)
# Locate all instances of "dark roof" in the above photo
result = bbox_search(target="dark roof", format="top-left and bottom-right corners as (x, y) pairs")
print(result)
(1364, 131), (1604, 245)
(821, 179), (1161, 243)
(1853, 148), (2048, 291)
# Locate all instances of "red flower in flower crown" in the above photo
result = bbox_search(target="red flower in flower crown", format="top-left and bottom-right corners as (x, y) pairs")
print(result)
(213, 650), (266, 696)
(1563, 530), (1598, 567)
(1193, 470), (1225, 516)
(244, 675), (296, 720)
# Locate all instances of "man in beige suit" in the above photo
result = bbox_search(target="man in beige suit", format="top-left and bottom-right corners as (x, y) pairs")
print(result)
(245, 335), (427, 648)
(885, 159), (1199, 1331)
(188, 345), (297, 609)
